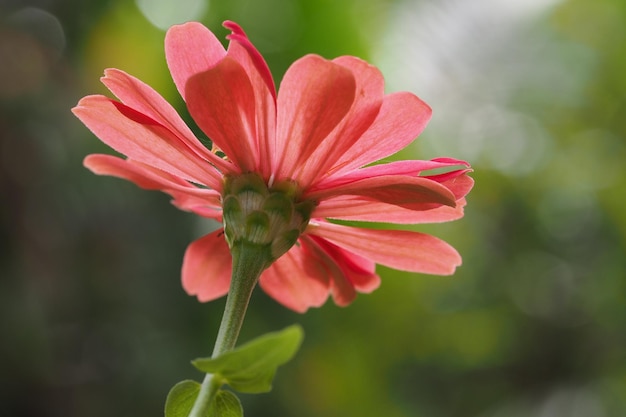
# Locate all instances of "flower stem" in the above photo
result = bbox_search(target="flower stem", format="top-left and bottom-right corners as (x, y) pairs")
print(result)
(187, 242), (269, 417)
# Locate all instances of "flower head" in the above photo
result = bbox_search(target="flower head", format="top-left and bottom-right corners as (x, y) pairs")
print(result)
(73, 21), (473, 312)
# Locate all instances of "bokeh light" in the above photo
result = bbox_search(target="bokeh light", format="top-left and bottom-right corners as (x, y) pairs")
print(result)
(135, 0), (208, 31)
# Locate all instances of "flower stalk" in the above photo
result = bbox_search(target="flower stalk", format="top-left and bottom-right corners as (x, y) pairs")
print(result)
(188, 242), (269, 416)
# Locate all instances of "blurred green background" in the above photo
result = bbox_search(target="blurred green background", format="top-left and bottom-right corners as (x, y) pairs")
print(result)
(1, 0), (625, 416)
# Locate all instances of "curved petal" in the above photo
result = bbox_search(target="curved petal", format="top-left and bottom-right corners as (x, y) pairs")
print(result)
(259, 239), (330, 312)
(313, 196), (466, 224)
(182, 230), (232, 302)
(306, 175), (457, 209)
(330, 92), (432, 176)
(307, 235), (380, 306)
(274, 55), (356, 180)
(73, 96), (222, 189)
(294, 235), (354, 307)
(224, 21), (276, 98)
(307, 222), (462, 275)
(85, 155), (223, 221)
(165, 22), (227, 102)
(224, 24), (277, 178)
(85, 154), (219, 198)
(85, 153), (188, 188)
(101, 68), (231, 174)
(317, 158), (470, 189)
(169, 192), (223, 220)
(430, 171), (474, 200)
(185, 57), (259, 172)
(295, 56), (384, 187)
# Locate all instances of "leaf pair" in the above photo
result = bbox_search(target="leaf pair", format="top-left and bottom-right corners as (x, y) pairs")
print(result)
(165, 382), (242, 417)
(165, 325), (304, 416)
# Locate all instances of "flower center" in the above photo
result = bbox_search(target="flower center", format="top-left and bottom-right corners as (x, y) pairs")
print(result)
(221, 173), (317, 265)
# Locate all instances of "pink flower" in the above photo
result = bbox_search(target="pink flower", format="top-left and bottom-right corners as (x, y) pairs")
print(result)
(73, 21), (473, 312)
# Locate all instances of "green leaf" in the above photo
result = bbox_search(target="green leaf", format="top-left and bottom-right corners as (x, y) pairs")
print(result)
(192, 324), (304, 393)
(207, 390), (243, 417)
(164, 380), (201, 417)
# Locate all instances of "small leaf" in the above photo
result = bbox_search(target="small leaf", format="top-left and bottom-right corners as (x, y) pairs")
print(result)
(164, 380), (200, 417)
(208, 390), (243, 417)
(193, 324), (304, 393)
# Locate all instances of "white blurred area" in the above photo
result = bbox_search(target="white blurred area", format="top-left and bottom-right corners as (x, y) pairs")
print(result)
(482, 385), (608, 417)
(374, 0), (595, 177)
(135, 0), (208, 31)
(375, 4), (623, 416)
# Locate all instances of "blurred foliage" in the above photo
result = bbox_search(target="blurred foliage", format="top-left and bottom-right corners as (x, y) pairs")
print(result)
(1, 0), (625, 416)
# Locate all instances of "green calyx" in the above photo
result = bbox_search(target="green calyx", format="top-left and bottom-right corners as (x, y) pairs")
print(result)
(222, 173), (316, 264)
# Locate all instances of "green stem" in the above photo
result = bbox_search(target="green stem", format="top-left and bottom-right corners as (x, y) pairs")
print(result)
(187, 243), (269, 417)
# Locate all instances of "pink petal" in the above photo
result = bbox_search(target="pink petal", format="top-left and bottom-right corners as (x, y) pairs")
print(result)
(101, 68), (231, 174)
(430, 171), (474, 200)
(165, 22), (227, 102)
(274, 55), (356, 180)
(85, 155), (223, 220)
(296, 235), (355, 307)
(307, 221), (462, 275)
(224, 25), (277, 178)
(317, 158), (470, 189)
(185, 57), (259, 173)
(73, 96), (223, 190)
(306, 175), (457, 209)
(224, 21), (276, 99)
(168, 191), (223, 220)
(85, 153), (188, 188)
(329, 92), (432, 176)
(294, 56), (384, 187)
(259, 239), (330, 312)
(181, 230), (232, 302)
(314, 196), (466, 224)
(307, 235), (380, 306)
(85, 154), (215, 196)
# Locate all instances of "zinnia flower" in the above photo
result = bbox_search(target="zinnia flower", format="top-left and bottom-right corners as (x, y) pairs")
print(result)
(73, 21), (473, 312)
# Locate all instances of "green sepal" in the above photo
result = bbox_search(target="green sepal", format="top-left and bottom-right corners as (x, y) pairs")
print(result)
(164, 380), (201, 417)
(263, 192), (294, 222)
(208, 390), (243, 417)
(244, 210), (271, 244)
(192, 325), (304, 393)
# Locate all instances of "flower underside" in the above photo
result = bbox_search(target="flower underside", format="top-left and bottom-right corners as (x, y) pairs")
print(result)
(222, 173), (317, 266)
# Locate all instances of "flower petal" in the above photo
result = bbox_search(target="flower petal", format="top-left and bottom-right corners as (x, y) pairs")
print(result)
(165, 22), (226, 102)
(85, 154), (217, 199)
(224, 24), (277, 178)
(168, 192), (223, 220)
(259, 239), (330, 313)
(85, 153), (188, 188)
(330, 92), (432, 176)
(317, 158), (470, 189)
(306, 175), (457, 209)
(295, 56), (384, 187)
(307, 235), (380, 306)
(274, 55), (356, 180)
(100, 68), (231, 174)
(73, 96), (223, 189)
(307, 222), (462, 275)
(85, 154), (224, 220)
(314, 196), (466, 224)
(182, 230), (232, 302)
(430, 171), (474, 200)
(224, 21), (276, 98)
(185, 57), (259, 172)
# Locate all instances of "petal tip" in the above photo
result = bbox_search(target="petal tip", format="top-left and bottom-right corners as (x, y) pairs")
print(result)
(223, 20), (244, 35)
